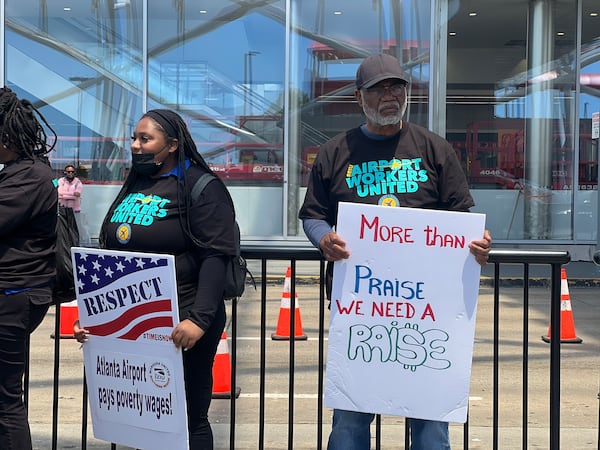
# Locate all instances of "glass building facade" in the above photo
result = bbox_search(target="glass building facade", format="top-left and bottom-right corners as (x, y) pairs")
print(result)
(3, 0), (600, 260)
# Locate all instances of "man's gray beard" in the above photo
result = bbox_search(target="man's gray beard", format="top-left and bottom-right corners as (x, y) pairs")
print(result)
(362, 101), (407, 126)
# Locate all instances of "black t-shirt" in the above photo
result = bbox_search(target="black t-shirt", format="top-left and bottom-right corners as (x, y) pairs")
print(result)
(299, 123), (475, 227)
(0, 157), (57, 291)
(103, 164), (236, 329)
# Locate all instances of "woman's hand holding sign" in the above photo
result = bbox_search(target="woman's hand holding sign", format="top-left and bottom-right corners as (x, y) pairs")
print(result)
(172, 319), (205, 351)
(73, 320), (89, 343)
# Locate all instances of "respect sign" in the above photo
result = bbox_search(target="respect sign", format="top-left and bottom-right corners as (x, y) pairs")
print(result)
(71, 247), (188, 450)
(325, 203), (486, 423)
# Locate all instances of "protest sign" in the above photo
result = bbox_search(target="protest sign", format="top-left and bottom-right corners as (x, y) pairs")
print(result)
(71, 247), (188, 450)
(325, 202), (486, 423)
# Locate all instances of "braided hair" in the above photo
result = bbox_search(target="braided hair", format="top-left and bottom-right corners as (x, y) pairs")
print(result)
(99, 109), (233, 248)
(0, 87), (57, 162)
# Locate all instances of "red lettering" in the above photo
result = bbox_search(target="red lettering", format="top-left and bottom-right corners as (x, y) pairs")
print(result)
(420, 303), (436, 321)
(370, 301), (415, 318)
(335, 299), (364, 315)
(359, 214), (379, 240)
(359, 214), (414, 243)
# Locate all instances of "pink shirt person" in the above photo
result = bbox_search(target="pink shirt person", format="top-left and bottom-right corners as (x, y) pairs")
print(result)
(57, 165), (83, 212)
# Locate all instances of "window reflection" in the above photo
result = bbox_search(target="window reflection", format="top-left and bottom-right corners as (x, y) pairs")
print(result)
(447, 1), (582, 240)
(6, 0), (142, 186)
(4, 0), (599, 242)
(289, 1), (431, 235)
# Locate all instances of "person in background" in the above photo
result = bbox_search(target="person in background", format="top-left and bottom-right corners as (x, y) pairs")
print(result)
(0, 86), (58, 450)
(74, 109), (237, 450)
(299, 53), (492, 450)
(57, 163), (90, 243)
(57, 163), (83, 212)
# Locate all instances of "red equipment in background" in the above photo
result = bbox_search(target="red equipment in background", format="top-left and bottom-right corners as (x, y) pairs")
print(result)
(460, 119), (596, 190)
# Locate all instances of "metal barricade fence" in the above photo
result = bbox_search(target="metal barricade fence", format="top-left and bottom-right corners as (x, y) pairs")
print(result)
(24, 248), (599, 450)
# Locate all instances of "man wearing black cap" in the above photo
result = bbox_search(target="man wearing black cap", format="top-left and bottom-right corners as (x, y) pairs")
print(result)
(299, 53), (492, 449)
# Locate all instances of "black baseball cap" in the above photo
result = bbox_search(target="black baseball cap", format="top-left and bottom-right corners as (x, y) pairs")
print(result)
(356, 54), (409, 89)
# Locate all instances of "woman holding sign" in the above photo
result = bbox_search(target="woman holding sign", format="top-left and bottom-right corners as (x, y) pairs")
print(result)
(76, 109), (237, 449)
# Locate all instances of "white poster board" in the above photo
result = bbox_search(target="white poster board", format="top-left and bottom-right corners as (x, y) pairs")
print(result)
(71, 247), (188, 450)
(325, 202), (486, 423)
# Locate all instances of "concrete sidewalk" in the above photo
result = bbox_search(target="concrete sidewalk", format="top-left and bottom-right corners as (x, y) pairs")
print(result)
(27, 280), (600, 449)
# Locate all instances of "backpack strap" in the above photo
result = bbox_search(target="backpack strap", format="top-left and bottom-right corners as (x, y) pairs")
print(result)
(190, 173), (217, 204)
(189, 172), (254, 295)
(189, 173), (219, 250)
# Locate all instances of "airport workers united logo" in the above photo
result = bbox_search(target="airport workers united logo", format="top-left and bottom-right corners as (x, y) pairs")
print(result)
(345, 157), (428, 205)
(110, 192), (171, 229)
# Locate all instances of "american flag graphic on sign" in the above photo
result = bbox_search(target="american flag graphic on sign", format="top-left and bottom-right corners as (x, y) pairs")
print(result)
(74, 252), (169, 294)
(72, 249), (178, 342)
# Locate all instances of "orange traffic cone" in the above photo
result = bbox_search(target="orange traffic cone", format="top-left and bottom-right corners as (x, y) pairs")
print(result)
(212, 331), (241, 399)
(542, 268), (582, 344)
(271, 267), (307, 341)
(51, 299), (78, 339)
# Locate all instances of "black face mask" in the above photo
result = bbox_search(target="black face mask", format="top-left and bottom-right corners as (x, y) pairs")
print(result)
(131, 153), (162, 176)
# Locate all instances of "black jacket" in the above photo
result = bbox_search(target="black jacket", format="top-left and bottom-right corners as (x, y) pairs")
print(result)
(0, 157), (57, 290)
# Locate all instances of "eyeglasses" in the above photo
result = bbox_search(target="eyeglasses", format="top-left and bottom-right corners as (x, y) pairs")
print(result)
(364, 83), (407, 97)
(65, 171), (75, 173)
